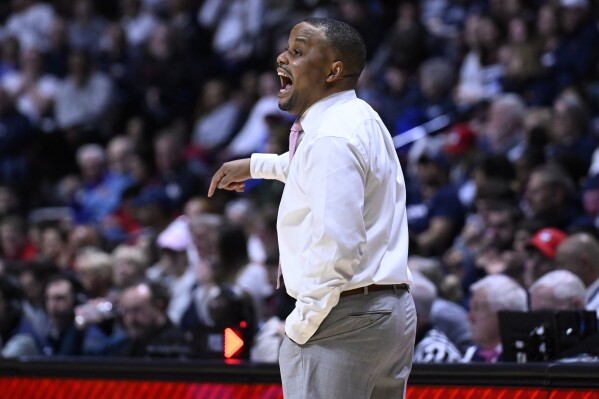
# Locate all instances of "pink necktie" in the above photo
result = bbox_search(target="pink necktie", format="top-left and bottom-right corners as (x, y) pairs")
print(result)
(288, 119), (302, 161)
(277, 119), (303, 289)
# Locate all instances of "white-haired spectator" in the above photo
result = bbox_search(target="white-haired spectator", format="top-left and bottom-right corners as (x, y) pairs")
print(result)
(529, 270), (586, 311)
(412, 271), (463, 363)
(480, 93), (526, 161)
(463, 274), (527, 362)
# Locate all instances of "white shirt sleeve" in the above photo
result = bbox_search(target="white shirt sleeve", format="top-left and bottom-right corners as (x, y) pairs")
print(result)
(250, 152), (289, 183)
(284, 135), (368, 344)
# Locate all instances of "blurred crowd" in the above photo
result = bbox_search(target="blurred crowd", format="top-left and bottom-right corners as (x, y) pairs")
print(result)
(1, 0), (599, 364)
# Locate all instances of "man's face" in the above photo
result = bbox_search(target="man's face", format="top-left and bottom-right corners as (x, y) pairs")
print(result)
(119, 285), (160, 339)
(45, 280), (75, 327)
(276, 22), (333, 116)
(468, 290), (500, 349)
(484, 210), (515, 250)
(524, 173), (553, 216)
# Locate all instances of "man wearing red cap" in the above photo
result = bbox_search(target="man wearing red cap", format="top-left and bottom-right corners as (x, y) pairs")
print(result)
(523, 227), (567, 287)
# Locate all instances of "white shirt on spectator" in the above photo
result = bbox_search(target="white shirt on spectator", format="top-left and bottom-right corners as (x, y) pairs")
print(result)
(198, 0), (263, 58)
(121, 11), (158, 48)
(1, 71), (58, 123)
(227, 95), (284, 157)
(4, 3), (55, 51)
(54, 72), (113, 130)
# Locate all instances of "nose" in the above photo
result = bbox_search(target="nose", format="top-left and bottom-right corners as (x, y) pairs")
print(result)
(276, 51), (288, 66)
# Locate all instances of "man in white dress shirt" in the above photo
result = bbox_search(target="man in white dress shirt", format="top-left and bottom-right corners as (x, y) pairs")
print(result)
(208, 17), (415, 398)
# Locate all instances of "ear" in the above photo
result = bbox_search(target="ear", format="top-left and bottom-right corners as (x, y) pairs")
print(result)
(326, 61), (344, 83)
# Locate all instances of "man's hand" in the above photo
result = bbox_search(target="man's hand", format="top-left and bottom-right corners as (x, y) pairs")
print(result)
(208, 158), (252, 197)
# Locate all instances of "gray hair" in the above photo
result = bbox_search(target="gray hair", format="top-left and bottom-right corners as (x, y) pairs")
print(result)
(76, 143), (106, 165)
(494, 93), (526, 125)
(530, 269), (586, 307)
(470, 274), (528, 312)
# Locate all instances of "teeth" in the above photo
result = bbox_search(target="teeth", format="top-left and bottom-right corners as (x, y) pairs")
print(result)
(278, 71), (291, 78)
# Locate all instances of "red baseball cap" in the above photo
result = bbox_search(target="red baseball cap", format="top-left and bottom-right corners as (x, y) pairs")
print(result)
(527, 228), (567, 259)
(443, 123), (476, 155)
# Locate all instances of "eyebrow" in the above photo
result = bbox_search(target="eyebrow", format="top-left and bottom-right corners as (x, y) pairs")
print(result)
(294, 37), (307, 44)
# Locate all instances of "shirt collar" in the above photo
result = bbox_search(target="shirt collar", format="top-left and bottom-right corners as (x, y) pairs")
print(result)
(299, 90), (357, 135)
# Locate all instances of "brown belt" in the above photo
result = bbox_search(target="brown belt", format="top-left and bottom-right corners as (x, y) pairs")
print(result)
(340, 283), (409, 297)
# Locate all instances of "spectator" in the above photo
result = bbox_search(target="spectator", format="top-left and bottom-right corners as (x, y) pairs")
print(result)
(411, 271), (462, 363)
(191, 78), (244, 158)
(224, 198), (266, 264)
(36, 225), (70, 270)
(4, 0), (56, 52)
(463, 274), (527, 362)
(546, 93), (596, 171)
(455, 13), (505, 108)
(153, 130), (208, 211)
(523, 163), (581, 231)
(478, 93), (526, 161)
(120, 0), (159, 51)
(96, 22), (137, 130)
(555, 233), (599, 314)
(54, 49), (113, 137)
(132, 23), (195, 125)
(222, 71), (286, 159)
(146, 215), (196, 326)
(475, 202), (523, 280)
(0, 275), (40, 357)
(0, 214), (37, 262)
(408, 256), (471, 352)
(61, 144), (132, 226)
(0, 86), (33, 188)
(548, 0), (599, 95)
(42, 274), (85, 355)
(73, 249), (113, 299)
(44, 17), (70, 79)
(523, 227), (567, 288)
(0, 48), (58, 129)
(68, 0), (107, 56)
(17, 263), (51, 341)
(111, 244), (148, 291)
(394, 58), (457, 138)
(197, 0), (264, 71)
(112, 280), (188, 357)
(529, 269), (586, 311)
(407, 149), (465, 256)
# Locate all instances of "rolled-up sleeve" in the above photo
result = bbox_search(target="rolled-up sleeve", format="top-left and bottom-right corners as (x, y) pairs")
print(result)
(250, 153), (289, 182)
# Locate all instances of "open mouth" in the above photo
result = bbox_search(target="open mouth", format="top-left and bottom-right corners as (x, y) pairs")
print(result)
(278, 69), (293, 96)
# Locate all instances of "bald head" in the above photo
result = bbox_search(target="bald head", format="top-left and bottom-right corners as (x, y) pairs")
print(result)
(555, 233), (599, 286)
